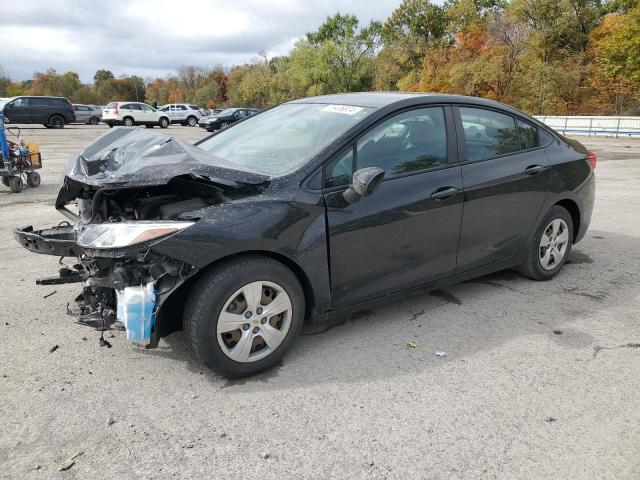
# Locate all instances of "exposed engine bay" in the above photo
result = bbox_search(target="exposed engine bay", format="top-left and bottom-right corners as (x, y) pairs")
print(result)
(15, 128), (269, 347)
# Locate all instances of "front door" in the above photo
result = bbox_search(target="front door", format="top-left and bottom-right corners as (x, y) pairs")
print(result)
(5, 98), (30, 123)
(323, 106), (463, 309)
(455, 106), (551, 271)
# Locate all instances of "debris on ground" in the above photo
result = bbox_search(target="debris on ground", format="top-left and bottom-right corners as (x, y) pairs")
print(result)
(545, 416), (557, 422)
(107, 416), (115, 426)
(43, 290), (57, 299)
(553, 330), (563, 335)
(261, 452), (271, 459)
(49, 344), (59, 353)
(435, 351), (447, 357)
(58, 451), (83, 471)
(406, 342), (417, 349)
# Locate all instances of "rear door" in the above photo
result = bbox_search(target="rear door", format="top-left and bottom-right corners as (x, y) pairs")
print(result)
(324, 105), (463, 308)
(139, 103), (157, 123)
(454, 105), (550, 272)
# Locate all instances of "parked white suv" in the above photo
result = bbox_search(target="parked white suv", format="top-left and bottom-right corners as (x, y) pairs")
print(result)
(102, 102), (170, 128)
(159, 103), (204, 126)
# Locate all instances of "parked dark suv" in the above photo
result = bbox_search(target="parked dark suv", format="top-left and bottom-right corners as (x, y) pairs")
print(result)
(2, 96), (76, 128)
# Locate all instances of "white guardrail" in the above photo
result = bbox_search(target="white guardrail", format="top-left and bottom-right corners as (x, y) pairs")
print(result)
(533, 115), (640, 137)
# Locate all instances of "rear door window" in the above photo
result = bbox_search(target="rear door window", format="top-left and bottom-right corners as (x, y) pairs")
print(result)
(517, 119), (539, 150)
(459, 107), (520, 161)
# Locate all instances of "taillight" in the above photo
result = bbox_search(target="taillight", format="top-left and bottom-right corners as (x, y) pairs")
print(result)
(114, 103), (119, 114)
(587, 151), (597, 170)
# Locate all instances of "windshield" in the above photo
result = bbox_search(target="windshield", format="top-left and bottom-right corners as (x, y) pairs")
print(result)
(217, 108), (238, 116)
(198, 103), (373, 176)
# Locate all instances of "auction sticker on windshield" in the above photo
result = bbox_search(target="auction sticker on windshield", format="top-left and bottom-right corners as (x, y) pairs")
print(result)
(321, 104), (364, 115)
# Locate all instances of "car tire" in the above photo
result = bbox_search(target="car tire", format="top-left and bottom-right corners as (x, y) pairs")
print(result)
(220, 121), (229, 128)
(159, 117), (169, 128)
(26, 172), (41, 188)
(518, 205), (573, 281)
(123, 116), (134, 127)
(89, 116), (100, 125)
(49, 115), (65, 129)
(9, 176), (23, 193)
(184, 255), (305, 379)
(187, 116), (198, 127)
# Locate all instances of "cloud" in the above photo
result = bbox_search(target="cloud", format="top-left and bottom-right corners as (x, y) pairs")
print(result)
(0, 0), (399, 82)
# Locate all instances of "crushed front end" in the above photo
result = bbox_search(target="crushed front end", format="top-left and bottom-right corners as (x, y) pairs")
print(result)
(15, 128), (268, 347)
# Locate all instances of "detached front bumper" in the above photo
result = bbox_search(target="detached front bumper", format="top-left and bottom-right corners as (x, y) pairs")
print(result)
(15, 225), (83, 257)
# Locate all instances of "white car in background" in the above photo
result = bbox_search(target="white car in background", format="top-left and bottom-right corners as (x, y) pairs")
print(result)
(101, 102), (170, 128)
(159, 103), (204, 126)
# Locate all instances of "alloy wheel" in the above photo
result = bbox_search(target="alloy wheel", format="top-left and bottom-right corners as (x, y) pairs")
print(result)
(217, 281), (292, 363)
(539, 218), (569, 270)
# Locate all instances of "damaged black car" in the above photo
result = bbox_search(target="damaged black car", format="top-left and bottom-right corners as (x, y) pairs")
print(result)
(16, 93), (595, 378)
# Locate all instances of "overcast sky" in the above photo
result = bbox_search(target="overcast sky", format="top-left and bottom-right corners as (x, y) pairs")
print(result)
(0, 0), (400, 83)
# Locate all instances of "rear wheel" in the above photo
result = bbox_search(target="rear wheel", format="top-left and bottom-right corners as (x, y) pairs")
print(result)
(9, 176), (23, 193)
(159, 117), (169, 128)
(49, 115), (65, 129)
(187, 116), (198, 127)
(89, 116), (100, 125)
(27, 171), (41, 188)
(123, 116), (134, 127)
(518, 205), (573, 280)
(184, 256), (305, 378)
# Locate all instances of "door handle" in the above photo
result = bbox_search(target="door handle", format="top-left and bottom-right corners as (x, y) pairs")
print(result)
(431, 186), (458, 200)
(525, 165), (545, 175)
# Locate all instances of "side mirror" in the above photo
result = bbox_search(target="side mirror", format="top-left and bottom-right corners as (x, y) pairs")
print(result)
(343, 167), (385, 204)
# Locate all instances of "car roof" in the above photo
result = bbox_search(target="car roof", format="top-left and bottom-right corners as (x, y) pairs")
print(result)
(288, 92), (519, 111)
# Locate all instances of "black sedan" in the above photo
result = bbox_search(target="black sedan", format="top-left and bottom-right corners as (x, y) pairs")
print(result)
(197, 107), (260, 131)
(15, 93), (595, 378)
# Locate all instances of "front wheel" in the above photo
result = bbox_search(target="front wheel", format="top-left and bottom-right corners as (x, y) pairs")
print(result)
(220, 121), (229, 128)
(123, 117), (134, 127)
(518, 205), (573, 280)
(9, 176), (23, 193)
(159, 117), (169, 128)
(184, 256), (305, 378)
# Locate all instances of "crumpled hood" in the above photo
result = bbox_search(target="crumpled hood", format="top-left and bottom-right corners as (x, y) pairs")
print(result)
(56, 128), (269, 207)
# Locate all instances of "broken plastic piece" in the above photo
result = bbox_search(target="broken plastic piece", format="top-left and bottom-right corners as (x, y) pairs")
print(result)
(435, 351), (446, 357)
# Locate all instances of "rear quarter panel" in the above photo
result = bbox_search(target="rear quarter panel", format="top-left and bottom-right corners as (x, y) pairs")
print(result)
(541, 135), (595, 243)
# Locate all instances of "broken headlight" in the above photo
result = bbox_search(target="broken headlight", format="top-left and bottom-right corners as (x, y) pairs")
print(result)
(77, 222), (194, 249)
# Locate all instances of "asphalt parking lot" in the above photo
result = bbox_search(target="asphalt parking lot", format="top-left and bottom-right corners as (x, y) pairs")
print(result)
(1, 125), (638, 479)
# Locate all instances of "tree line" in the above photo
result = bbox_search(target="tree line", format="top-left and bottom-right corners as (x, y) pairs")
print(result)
(1, 0), (638, 115)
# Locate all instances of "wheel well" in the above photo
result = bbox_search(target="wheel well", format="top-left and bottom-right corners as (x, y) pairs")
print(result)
(156, 251), (316, 336)
(555, 199), (580, 242)
(123, 115), (134, 121)
(160, 116), (169, 122)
